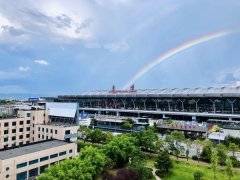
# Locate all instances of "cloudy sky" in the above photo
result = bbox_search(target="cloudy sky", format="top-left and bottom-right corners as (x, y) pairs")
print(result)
(0, 0), (240, 96)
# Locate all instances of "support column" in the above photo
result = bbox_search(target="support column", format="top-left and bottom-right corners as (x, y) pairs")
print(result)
(153, 99), (158, 110)
(192, 99), (200, 112)
(178, 99), (185, 111)
(131, 99), (136, 109)
(209, 99), (218, 113)
(113, 99), (117, 109)
(141, 99), (146, 110)
(165, 99), (171, 111)
(121, 99), (126, 109)
(227, 99), (236, 114)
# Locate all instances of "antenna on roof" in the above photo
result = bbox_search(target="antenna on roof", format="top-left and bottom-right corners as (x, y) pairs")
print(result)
(130, 84), (135, 91)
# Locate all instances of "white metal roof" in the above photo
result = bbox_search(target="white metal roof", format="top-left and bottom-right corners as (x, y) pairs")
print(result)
(59, 87), (240, 98)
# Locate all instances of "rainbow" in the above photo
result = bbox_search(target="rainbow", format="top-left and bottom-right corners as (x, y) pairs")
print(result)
(122, 31), (233, 89)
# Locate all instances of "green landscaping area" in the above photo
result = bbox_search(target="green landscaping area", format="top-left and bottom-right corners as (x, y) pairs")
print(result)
(160, 160), (240, 180)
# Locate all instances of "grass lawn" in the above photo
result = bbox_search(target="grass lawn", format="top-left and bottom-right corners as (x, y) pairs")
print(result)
(161, 160), (240, 180)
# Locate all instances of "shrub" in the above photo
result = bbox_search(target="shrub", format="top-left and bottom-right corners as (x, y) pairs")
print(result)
(193, 170), (204, 180)
(156, 169), (161, 177)
(230, 156), (240, 168)
(192, 155), (198, 161)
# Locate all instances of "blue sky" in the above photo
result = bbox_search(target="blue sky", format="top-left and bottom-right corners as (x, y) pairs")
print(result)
(0, 0), (240, 96)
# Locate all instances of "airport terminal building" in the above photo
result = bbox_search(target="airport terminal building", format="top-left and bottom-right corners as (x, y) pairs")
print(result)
(48, 86), (240, 122)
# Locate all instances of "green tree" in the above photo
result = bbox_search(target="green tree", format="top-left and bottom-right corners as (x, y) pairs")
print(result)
(121, 121), (132, 130)
(102, 132), (114, 144)
(104, 135), (137, 167)
(200, 140), (213, 162)
(226, 157), (234, 180)
(185, 139), (192, 161)
(229, 143), (238, 157)
(90, 129), (104, 144)
(216, 144), (227, 166)
(139, 128), (163, 154)
(211, 149), (218, 180)
(155, 150), (173, 173)
(38, 146), (106, 180)
(78, 126), (92, 143)
(166, 130), (185, 159)
(194, 139), (203, 163)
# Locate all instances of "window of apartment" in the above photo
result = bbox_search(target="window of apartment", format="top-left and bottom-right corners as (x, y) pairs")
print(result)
(12, 122), (16, 126)
(26, 141), (30, 144)
(6, 167), (9, 171)
(69, 149), (73, 154)
(46, 128), (48, 133)
(27, 113), (31, 117)
(40, 156), (49, 162)
(19, 142), (23, 146)
(12, 129), (16, 133)
(38, 127), (40, 131)
(59, 151), (66, 156)
(42, 135), (44, 139)
(33, 116), (35, 120)
(42, 128), (44, 132)
(50, 153), (58, 159)
(38, 134), (40, 138)
(19, 121), (24, 125)
(29, 159), (39, 165)
(19, 135), (23, 139)
(4, 130), (8, 134)
(6, 174), (9, 178)
(26, 127), (30, 131)
(51, 129), (53, 133)
(4, 137), (8, 142)
(16, 162), (27, 169)
(4, 122), (9, 127)
(27, 120), (30, 124)
(12, 136), (16, 141)
(19, 128), (23, 132)
(55, 130), (58, 134)
(26, 134), (30, 138)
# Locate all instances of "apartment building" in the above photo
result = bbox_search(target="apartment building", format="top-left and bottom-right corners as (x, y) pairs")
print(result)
(0, 140), (77, 180)
(0, 109), (48, 149)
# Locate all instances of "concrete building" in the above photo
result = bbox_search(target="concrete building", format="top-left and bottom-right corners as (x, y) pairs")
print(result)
(0, 109), (48, 149)
(0, 140), (77, 180)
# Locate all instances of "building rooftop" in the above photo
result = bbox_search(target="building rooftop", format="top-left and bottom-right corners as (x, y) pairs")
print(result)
(57, 86), (240, 98)
(0, 140), (72, 160)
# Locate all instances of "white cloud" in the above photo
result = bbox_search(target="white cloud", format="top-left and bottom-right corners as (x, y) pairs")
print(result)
(104, 41), (129, 53)
(19, 66), (30, 72)
(34, 60), (49, 66)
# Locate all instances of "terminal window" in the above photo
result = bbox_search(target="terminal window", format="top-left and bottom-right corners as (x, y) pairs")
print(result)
(59, 151), (66, 156)
(29, 159), (39, 165)
(19, 121), (24, 125)
(12, 122), (16, 126)
(4, 130), (8, 134)
(40, 156), (49, 162)
(4, 122), (9, 127)
(12, 129), (16, 133)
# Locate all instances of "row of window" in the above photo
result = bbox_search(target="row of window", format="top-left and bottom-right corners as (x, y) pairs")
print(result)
(16, 150), (72, 169)
(2, 127), (31, 135)
(4, 134), (30, 142)
(38, 127), (58, 134)
(1, 120), (31, 127)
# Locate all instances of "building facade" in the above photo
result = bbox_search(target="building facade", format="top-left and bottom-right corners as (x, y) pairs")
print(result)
(0, 140), (77, 180)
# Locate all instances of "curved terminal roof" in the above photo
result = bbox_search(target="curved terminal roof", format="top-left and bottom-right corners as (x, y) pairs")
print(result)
(58, 87), (240, 98)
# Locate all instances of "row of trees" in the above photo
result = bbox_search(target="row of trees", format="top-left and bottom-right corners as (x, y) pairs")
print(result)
(39, 126), (239, 180)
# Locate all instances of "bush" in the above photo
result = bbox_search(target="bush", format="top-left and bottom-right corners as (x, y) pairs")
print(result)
(192, 155), (198, 161)
(230, 156), (240, 168)
(156, 169), (161, 177)
(193, 170), (204, 180)
(136, 167), (154, 180)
